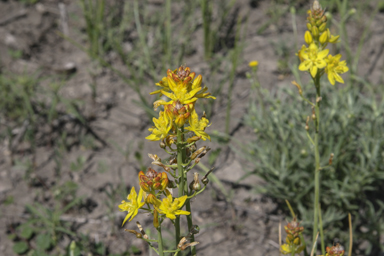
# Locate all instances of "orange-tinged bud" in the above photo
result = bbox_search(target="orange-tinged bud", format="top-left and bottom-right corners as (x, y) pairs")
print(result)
(304, 31), (313, 45)
(183, 76), (192, 85)
(146, 193), (161, 207)
(153, 209), (159, 228)
(175, 115), (186, 127)
(172, 73), (180, 82)
(140, 182), (150, 192)
(189, 72), (196, 80)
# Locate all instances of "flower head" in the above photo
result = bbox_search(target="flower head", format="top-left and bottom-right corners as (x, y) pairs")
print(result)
(146, 111), (172, 141)
(151, 66), (215, 109)
(118, 187), (145, 226)
(248, 61), (258, 68)
(185, 109), (211, 141)
(157, 192), (190, 220)
(298, 43), (329, 77)
(138, 168), (169, 192)
(325, 243), (345, 256)
(325, 54), (349, 85)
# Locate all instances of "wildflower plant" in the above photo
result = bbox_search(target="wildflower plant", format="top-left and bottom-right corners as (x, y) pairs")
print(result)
(119, 66), (215, 256)
(278, 1), (350, 255)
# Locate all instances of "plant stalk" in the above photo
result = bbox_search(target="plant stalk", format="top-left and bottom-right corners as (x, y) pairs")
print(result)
(312, 74), (321, 247)
(157, 225), (164, 256)
(175, 126), (185, 247)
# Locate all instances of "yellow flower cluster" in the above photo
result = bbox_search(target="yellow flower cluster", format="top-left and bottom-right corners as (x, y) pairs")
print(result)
(280, 218), (305, 255)
(146, 66), (215, 142)
(297, 1), (348, 85)
(119, 66), (215, 227)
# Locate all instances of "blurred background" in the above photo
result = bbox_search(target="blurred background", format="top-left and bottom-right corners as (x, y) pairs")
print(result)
(0, 0), (383, 255)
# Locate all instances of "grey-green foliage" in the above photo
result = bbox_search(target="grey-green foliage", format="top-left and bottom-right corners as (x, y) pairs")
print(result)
(240, 82), (384, 255)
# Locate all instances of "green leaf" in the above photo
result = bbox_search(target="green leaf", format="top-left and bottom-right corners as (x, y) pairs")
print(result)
(20, 226), (34, 239)
(36, 233), (51, 250)
(13, 241), (29, 254)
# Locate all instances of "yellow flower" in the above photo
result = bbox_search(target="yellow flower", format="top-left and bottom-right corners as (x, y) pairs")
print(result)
(157, 193), (190, 220)
(151, 67), (215, 109)
(146, 111), (172, 141)
(298, 43), (329, 77)
(185, 109), (211, 141)
(248, 61), (258, 67)
(325, 54), (349, 85)
(280, 244), (292, 255)
(119, 187), (145, 226)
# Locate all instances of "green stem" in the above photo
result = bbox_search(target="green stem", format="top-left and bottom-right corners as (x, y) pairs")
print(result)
(318, 203), (325, 255)
(312, 74), (321, 246)
(157, 226), (164, 256)
(175, 127), (185, 247)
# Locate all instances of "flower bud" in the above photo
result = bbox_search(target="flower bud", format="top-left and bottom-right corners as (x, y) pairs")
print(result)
(328, 153), (334, 165)
(286, 234), (294, 242)
(328, 34), (340, 44)
(312, 26), (319, 37)
(316, 19), (323, 27)
(319, 22), (327, 32)
(70, 241), (76, 251)
(146, 193), (161, 207)
(319, 31), (328, 44)
(304, 31), (313, 45)
(153, 209), (159, 228)
(293, 237), (300, 245)
(306, 23), (312, 31)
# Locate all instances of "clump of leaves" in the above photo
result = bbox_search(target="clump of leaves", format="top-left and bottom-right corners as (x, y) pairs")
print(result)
(239, 82), (384, 255)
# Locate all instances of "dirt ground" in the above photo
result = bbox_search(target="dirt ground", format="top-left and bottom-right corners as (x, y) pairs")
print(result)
(0, 0), (383, 255)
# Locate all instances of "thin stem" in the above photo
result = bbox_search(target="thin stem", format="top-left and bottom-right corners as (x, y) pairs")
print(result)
(157, 226), (164, 256)
(175, 127), (184, 247)
(318, 203), (325, 255)
(312, 74), (321, 246)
